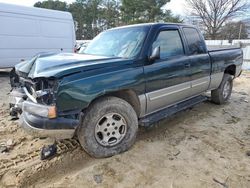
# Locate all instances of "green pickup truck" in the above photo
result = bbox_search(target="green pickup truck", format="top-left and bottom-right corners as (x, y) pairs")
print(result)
(10, 23), (243, 158)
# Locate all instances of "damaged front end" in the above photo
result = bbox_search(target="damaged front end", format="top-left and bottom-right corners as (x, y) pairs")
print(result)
(9, 68), (77, 139)
(9, 68), (58, 119)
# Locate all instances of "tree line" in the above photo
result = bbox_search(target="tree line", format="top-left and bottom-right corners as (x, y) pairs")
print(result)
(34, 0), (249, 40)
(34, 0), (182, 40)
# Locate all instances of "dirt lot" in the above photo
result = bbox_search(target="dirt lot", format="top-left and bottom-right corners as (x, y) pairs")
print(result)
(0, 71), (250, 188)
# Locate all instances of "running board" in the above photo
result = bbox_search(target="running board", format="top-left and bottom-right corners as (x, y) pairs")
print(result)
(139, 95), (208, 127)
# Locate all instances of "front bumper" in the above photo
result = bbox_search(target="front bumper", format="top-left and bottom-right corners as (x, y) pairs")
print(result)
(10, 87), (79, 139)
(20, 111), (79, 139)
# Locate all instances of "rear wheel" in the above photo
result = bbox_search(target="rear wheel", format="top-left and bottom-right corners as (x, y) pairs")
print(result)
(211, 73), (233, 104)
(77, 96), (138, 158)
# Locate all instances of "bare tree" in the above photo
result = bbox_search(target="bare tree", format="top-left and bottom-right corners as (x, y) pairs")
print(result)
(186, 0), (249, 39)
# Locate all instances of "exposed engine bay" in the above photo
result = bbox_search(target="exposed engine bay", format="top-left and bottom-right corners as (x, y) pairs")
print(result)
(9, 68), (58, 118)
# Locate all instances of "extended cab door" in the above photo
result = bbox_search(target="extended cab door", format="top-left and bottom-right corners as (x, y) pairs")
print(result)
(144, 27), (192, 114)
(182, 27), (211, 95)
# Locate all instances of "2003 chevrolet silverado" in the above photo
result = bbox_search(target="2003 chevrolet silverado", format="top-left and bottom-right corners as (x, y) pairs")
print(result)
(9, 23), (243, 158)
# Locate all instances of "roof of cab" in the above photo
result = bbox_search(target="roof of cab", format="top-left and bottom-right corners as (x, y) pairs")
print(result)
(0, 2), (72, 20)
(108, 22), (196, 31)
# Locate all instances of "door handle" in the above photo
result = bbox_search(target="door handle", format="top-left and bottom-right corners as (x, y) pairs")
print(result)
(184, 63), (191, 68)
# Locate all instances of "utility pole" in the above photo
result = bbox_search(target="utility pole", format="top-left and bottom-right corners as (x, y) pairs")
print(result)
(238, 23), (242, 39)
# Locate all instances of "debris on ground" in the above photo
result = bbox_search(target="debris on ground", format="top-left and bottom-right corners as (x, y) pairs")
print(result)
(0, 139), (15, 153)
(0, 145), (8, 153)
(93, 174), (103, 184)
(213, 177), (229, 188)
(40, 144), (57, 160)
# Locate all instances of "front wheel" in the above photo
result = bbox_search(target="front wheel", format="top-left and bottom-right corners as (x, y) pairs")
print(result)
(77, 96), (138, 158)
(211, 73), (233, 104)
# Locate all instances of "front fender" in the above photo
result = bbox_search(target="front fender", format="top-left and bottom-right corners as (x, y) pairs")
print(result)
(56, 66), (144, 113)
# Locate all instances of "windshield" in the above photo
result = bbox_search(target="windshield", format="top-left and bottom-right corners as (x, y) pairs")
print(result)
(82, 27), (148, 58)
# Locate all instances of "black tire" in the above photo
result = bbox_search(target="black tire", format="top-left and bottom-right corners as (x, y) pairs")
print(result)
(211, 73), (233, 104)
(77, 96), (138, 158)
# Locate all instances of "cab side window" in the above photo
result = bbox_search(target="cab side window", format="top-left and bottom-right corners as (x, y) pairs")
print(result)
(152, 30), (184, 59)
(183, 27), (206, 55)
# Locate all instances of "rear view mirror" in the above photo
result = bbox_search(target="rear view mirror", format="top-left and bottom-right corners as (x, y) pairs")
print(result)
(149, 46), (160, 61)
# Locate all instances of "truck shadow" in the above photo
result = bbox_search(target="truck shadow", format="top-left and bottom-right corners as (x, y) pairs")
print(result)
(136, 100), (216, 143)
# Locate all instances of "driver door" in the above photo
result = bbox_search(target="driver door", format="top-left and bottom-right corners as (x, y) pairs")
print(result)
(144, 28), (192, 114)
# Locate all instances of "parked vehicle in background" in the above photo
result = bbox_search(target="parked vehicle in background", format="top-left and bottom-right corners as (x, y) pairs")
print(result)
(10, 23), (243, 158)
(0, 3), (75, 68)
(75, 40), (91, 53)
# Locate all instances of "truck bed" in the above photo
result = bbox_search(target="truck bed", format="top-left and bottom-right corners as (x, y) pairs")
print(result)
(207, 46), (240, 52)
(208, 47), (243, 78)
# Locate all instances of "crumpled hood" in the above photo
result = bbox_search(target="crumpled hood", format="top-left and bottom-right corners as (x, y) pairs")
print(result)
(15, 53), (127, 79)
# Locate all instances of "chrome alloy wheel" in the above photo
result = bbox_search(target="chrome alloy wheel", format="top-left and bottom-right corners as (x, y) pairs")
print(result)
(94, 113), (127, 147)
(223, 80), (231, 99)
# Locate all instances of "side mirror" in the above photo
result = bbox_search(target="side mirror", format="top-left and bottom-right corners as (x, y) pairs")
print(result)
(197, 42), (205, 53)
(149, 46), (160, 61)
(199, 45), (205, 53)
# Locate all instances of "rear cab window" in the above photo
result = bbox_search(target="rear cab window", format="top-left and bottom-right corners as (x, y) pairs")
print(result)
(183, 27), (206, 55)
(152, 30), (184, 59)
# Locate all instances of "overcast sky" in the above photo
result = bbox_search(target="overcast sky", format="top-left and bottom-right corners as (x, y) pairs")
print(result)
(0, 0), (75, 6)
(0, 0), (186, 16)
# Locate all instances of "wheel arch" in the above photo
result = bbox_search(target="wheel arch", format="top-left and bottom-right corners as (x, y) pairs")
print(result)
(86, 89), (141, 118)
(224, 64), (236, 77)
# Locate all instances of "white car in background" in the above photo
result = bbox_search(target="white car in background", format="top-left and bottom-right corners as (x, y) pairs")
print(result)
(75, 40), (91, 53)
(0, 3), (76, 68)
